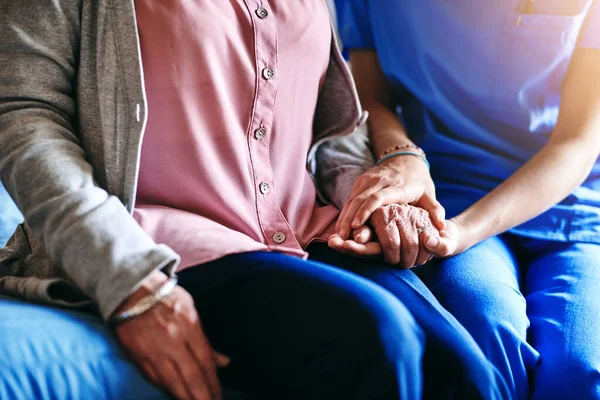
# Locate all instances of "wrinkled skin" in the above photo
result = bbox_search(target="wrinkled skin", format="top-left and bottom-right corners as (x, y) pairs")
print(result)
(329, 204), (440, 269)
(115, 271), (230, 400)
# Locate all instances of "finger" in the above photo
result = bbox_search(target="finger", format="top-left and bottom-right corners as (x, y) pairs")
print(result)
(140, 359), (161, 384)
(351, 186), (402, 228)
(172, 356), (213, 400)
(187, 333), (222, 400)
(398, 221), (419, 269)
(214, 352), (231, 368)
(423, 231), (454, 257)
(328, 237), (357, 257)
(353, 226), (373, 244)
(342, 240), (383, 258)
(335, 177), (373, 231)
(337, 187), (382, 239)
(418, 194), (447, 230)
(155, 358), (193, 400)
(373, 220), (401, 265)
(415, 241), (432, 266)
(328, 234), (346, 250)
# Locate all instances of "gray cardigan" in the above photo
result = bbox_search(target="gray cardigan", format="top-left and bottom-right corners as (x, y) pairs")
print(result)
(0, 0), (374, 320)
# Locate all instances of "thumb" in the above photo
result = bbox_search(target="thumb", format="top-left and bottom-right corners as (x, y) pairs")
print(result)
(417, 193), (446, 230)
(423, 231), (454, 257)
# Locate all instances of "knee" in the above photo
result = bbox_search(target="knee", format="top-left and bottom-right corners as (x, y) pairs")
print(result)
(533, 355), (600, 400)
(431, 272), (529, 341)
(430, 272), (533, 378)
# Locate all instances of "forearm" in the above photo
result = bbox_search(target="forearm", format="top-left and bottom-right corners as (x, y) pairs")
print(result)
(456, 139), (598, 250)
(367, 103), (415, 158)
(350, 51), (416, 158)
(0, 1), (180, 320)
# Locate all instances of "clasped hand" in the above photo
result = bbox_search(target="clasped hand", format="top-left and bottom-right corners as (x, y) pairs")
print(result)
(329, 156), (463, 267)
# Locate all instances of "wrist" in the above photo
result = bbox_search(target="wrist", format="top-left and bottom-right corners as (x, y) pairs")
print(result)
(449, 214), (477, 253)
(110, 271), (178, 326)
(378, 150), (428, 169)
(115, 270), (169, 314)
(376, 143), (423, 160)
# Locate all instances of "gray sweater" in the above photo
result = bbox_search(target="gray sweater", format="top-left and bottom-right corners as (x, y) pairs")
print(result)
(0, 0), (373, 320)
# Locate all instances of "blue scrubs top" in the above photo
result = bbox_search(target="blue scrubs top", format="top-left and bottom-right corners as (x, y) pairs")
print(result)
(337, 0), (600, 243)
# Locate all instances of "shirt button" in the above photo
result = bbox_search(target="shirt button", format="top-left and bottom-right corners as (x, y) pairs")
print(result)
(256, 7), (269, 19)
(254, 127), (266, 140)
(262, 67), (274, 80)
(259, 182), (270, 194)
(272, 232), (286, 244)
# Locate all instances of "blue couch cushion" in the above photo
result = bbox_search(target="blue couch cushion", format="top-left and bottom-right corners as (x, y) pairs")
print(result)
(0, 297), (170, 400)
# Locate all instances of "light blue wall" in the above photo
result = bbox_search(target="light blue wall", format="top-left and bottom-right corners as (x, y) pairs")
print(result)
(0, 182), (22, 246)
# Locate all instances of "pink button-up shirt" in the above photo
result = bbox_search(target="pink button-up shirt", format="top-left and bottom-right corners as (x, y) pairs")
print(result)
(133, 0), (339, 270)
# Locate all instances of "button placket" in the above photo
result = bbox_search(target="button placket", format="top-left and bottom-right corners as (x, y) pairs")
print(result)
(244, 0), (301, 251)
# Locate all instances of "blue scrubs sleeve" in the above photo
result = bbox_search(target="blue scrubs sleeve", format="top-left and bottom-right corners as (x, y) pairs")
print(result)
(335, 0), (376, 50)
(578, 1), (600, 49)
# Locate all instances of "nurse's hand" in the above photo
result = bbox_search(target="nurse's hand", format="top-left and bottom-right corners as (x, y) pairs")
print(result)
(328, 227), (383, 259)
(330, 204), (438, 268)
(422, 217), (465, 257)
(335, 155), (445, 241)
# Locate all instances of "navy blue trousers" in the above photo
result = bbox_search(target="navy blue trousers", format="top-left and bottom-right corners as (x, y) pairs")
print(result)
(178, 244), (510, 400)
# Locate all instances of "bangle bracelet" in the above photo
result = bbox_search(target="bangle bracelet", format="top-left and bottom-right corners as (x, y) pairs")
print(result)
(109, 275), (179, 326)
(376, 151), (430, 169)
(378, 144), (424, 161)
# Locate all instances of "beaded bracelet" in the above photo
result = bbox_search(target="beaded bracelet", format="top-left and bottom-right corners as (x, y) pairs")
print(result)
(377, 144), (424, 161)
(376, 151), (430, 169)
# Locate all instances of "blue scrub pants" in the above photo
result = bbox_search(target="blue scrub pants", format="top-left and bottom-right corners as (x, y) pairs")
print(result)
(418, 235), (600, 400)
(0, 244), (510, 400)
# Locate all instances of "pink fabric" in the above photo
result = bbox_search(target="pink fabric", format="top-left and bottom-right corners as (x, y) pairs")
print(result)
(133, 0), (338, 270)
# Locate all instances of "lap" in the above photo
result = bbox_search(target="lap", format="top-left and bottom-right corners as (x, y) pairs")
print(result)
(418, 235), (520, 290)
(178, 249), (425, 400)
(308, 244), (512, 400)
(178, 245), (510, 400)
(523, 240), (600, 399)
(0, 297), (168, 400)
(416, 235), (527, 325)
(416, 234), (600, 399)
(416, 235), (534, 400)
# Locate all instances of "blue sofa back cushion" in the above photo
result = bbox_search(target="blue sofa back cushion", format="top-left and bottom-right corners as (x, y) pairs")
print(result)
(0, 182), (23, 247)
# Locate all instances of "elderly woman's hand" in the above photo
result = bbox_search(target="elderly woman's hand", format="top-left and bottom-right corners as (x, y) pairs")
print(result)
(335, 156), (446, 241)
(115, 271), (230, 400)
(329, 203), (440, 269)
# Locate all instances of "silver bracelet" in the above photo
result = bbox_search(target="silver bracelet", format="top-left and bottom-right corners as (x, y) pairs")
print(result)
(109, 275), (179, 326)
(375, 151), (430, 169)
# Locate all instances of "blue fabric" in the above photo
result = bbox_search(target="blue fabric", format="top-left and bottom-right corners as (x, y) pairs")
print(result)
(336, 0), (600, 243)
(177, 244), (511, 400)
(0, 182), (22, 247)
(0, 297), (169, 400)
(0, 244), (510, 400)
(417, 236), (600, 400)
